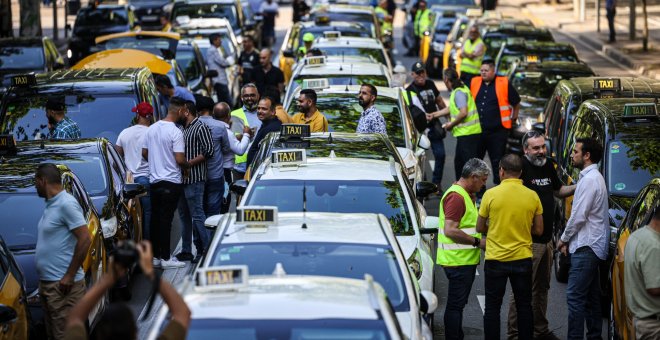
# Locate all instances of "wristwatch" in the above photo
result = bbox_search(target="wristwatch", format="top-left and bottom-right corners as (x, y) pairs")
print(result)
(472, 237), (480, 248)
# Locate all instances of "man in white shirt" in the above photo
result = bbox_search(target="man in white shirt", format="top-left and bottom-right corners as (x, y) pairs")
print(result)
(557, 137), (609, 340)
(142, 97), (191, 269)
(206, 33), (233, 104)
(116, 102), (153, 238)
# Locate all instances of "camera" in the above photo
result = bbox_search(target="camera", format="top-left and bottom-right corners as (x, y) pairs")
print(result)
(113, 240), (139, 268)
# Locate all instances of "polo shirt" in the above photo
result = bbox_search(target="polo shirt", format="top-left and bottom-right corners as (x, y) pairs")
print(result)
(291, 110), (328, 132)
(474, 77), (520, 131)
(479, 178), (543, 261)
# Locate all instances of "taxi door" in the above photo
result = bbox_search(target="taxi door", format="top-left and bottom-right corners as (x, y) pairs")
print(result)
(0, 239), (28, 340)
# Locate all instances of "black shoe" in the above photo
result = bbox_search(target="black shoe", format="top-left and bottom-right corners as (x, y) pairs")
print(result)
(192, 253), (204, 263)
(175, 252), (194, 261)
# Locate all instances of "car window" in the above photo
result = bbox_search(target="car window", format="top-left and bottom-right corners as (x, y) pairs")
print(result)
(176, 49), (202, 82)
(320, 47), (387, 66)
(294, 74), (389, 87)
(172, 3), (238, 28)
(75, 8), (128, 27)
(632, 185), (659, 231)
(0, 194), (44, 248)
(0, 46), (45, 70)
(58, 155), (109, 196)
(105, 146), (125, 196)
(606, 140), (660, 197)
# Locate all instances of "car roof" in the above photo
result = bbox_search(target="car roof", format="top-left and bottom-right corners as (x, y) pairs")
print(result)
(298, 62), (387, 76)
(514, 61), (594, 74)
(503, 41), (574, 52)
(290, 84), (400, 99)
(577, 98), (660, 139)
(174, 0), (235, 4)
(312, 4), (374, 13)
(557, 77), (660, 98)
(258, 157), (395, 181)
(314, 37), (383, 48)
(3, 68), (147, 95)
(71, 49), (172, 74)
(266, 132), (397, 160)
(95, 31), (181, 45)
(174, 18), (232, 30)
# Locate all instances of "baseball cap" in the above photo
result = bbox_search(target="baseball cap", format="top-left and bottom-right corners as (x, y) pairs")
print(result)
(132, 102), (154, 117)
(303, 33), (315, 42)
(45, 97), (66, 111)
(411, 61), (426, 74)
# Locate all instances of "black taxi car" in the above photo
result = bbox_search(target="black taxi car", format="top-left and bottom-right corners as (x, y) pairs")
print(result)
(0, 37), (65, 90)
(0, 141), (108, 334)
(609, 177), (659, 339)
(494, 40), (579, 76)
(0, 236), (29, 340)
(482, 25), (554, 60)
(0, 69), (161, 144)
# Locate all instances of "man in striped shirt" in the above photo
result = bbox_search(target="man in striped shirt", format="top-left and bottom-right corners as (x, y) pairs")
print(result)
(176, 101), (214, 263)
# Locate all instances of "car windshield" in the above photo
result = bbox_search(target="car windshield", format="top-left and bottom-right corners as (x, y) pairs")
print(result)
(245, 180), (414, 235)
(211, 242), (409, 311)
(172, 4), (238, 28)
(0, 46), (45, 70)
(0, 194), (44, 249)
(287, 94), (405, 146)
(607, 139), (660, 197)
(294, 75), (389, 87)
(75, 8), (128, 27)
(314, 13), (375, 33)
(321, 47), (387, 66)
(2, 94), (139, 143)
(101, 37), (177, 59)
(499, 52), (577, 75)
(184, 319), (391, 340)
(298, 28), (372, 46)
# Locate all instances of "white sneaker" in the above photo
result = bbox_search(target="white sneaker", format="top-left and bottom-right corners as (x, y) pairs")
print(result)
(160, 258), (185, 269)
(152, 258), (162, 268)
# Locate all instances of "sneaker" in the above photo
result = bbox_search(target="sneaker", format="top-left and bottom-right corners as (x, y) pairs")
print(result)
(175, 252), (194, 261)
(160, 258), (186, 269)
(152, 258), (162, 268)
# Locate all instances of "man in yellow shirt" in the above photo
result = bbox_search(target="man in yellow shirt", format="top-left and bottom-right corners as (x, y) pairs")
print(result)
(291, 89), (328, 132)
(476, 153), (543, 340)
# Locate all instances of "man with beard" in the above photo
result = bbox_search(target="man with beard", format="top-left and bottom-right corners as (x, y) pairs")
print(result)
(291, 89), (328, 132)
(356, 84), (387, 134)
(231, 84), (262, 179)
(45, 97), (81, 139)
(254, 48), (285, 97)
(246, 97), (282, 165)
(507, 131), (575, 340)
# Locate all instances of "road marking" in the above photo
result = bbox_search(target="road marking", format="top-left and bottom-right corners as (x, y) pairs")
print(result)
(477, 295), (486, 315)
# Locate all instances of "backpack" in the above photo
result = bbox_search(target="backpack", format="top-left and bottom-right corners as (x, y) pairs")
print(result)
(406, 90), (430, 133)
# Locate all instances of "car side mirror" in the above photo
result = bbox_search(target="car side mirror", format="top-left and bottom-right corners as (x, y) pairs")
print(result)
(420, 290), (438, 315)
(204, 214), (224, 229)
(415, 181), (437, 199)
(420, 216), (439, 234)
(0, 304), (17, 324)
(230, 180), (248, 196)
(282, 49), (295, 58)
(206, 70), (219, 78)
(123, 183), (146, 199)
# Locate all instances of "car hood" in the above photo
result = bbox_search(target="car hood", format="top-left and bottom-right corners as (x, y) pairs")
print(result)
(395, 311), (413, 339)
(14, 250), (38, 294)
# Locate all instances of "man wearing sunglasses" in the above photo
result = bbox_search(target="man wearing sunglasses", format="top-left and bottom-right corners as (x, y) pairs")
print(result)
(507, 131), (575, 340)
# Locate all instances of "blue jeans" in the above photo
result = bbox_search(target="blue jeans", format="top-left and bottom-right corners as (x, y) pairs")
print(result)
(178, 181), (210, 255)
(430, 138), (445, 185)
(484, 258), (533, 340)
(204, 177), (225, 217)
(443, 265), (477, 340)
(134, 176), (151, 240)
(567, 247), (602, 340)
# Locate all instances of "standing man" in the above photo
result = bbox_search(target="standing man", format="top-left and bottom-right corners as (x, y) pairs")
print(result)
(476, 154), (544, 340)
(460, 26), (486, 88)
(428, 68), (481, 181)
(35, 163), (91, 340)
(413, 0), (432, 58)
(196, 96), (228, 217)
(556, 138), (609, 340)
(246, 97), (283, 165)
(356, 84), (387, 134)
(375, 0), (393, 36)
(264, 88), (292, 124)
(154, 75), (196, 114)
(231, 84), (262, 179)
(406, 61), (447, 188)
(292, 0), (310, 23)
(436, 158), (489, 340)
(45, 97), (81, 139)
(115, 102), (153, 239)
(176, 101), (213, 264)
(470, 58), (520, 184)
(213, 102), (252, 213)
(606, 0), (616, 42)
(507, 131), (575, 340)
(142, 97), (189, 269)
(207, 33), (233, 104)
(624, 207), (660, 340)
(254, 48), (285, 98)
(238, 35), (260, 86)
(291, 89), (328, 132)
(259, 0), (279, 47)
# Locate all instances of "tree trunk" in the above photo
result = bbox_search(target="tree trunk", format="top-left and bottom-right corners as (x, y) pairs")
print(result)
(19, 0), (42, 37)
(642, 0), (649, 51)
(0, 0), (12, 37)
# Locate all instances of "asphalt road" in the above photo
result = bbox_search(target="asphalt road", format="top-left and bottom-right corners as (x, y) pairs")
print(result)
(127, 4), (632, 338)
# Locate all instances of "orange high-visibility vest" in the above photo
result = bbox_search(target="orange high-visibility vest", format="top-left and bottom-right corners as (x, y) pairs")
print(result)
(469, 76), (513, 129)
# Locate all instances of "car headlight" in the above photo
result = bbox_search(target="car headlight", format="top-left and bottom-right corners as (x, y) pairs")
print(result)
(67, 49), (73, 59)
(236, 36), (243, 45)
(432, 42), (444, 52)
(523, 117), (534, 131)
(101, 216), (118, 239)
(27, 289), (40, 306)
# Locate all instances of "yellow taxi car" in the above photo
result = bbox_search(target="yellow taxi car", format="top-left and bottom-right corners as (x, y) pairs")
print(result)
(0, 236), (28, 340)
(610, 177), (660, 339)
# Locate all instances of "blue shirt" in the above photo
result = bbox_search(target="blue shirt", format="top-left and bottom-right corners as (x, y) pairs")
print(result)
(198, 115), (229, 180)
(36, 191), (87, 282)
(160, 86), (196, 115)
(474, 77), (521, 131)
(50, 116), (81, 139)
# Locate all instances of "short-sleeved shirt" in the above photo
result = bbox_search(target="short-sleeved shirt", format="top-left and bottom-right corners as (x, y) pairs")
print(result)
(443, 191), (473, 221)
(182, 118), (214, 184)
(50, 116), (81, 139)
(253, 65), (285, 96)
(521, 157), (561, 243)
(474, 77), (521, 131)
(479, 178), (543, 261)
(406, 80), (440, 113)
(624, 226), (660, 319)
(143, 120), (185, 184)
(198, 115), (228, 180)
(116, 125), (150, 178)
(36, 191), (87, 282)
(356, 106), (387, 134)
(291, 110), (328, 132)
(239, 50), (260, 85)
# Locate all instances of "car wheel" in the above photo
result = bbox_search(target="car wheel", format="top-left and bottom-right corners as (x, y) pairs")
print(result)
(554, 250), (569, 283)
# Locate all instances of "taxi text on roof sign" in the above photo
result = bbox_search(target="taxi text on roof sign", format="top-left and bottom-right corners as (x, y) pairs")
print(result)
(622, 103), (658, 119)
(197, 265), (248, 290)
(525, 55), (539, 63)
(302, 78), (330, 90)
(305, 56), (326, 66)
(271, 149), (307, 166)
(593, 78), (621, 99)
(10, 74), (36, 87)
(324, 31), (341, 39)
(280, 124), (311, 139)
(235, 206), (278, 225)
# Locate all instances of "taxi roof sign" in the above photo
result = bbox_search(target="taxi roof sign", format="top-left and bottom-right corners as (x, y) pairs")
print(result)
(302, 78), (330, 90)
(466, 8), (483, 17)
(271, 149), (307, 166)
(593, 78), (621, 98)
(525, 55), (539, 63)
(10, 74), (36, 87)
(324, 31), (341, 39)
(506, 37), (525, 45)
(280, 124), (311, 139)
(236, 206), (278, 226)
(0, 134), (17, 156)
(622, 103), (658, 119)
(304, 56), (326, 66)
(196, 265), (248, 291)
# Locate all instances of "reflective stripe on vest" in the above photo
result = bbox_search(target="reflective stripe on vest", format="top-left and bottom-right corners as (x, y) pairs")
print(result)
(449, 86), (481, 137)
(436, 184), (481, 266)
(459, 37), (484, 75)
(231, 108), (249, 164)
(469, 76), (513, 129)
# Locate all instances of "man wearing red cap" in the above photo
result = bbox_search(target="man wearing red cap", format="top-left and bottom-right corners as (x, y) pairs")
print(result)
(116, 102), (153, 238)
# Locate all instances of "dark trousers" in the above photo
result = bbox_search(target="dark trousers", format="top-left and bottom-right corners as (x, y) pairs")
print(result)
(478, 128), (509, 184)
(149, 180), (182, 261)
(454, 134), (481, 180)
(460, 72), (478, 89)
(430, 138), (446, 185)
(606, 8), (616, 42)
(484, 258), (534, 340)
(567, 247), (603, 340)
(214, 83), (231, 105)
(204, 176), (225, 217)
(221, 168), (233, 214)
(443, 265), (477, 340)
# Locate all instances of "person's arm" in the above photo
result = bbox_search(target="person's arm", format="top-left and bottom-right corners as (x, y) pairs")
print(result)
(60, 226), (91, 294)
(172, 129), (190, 168)
(554, 184), (576, 198)
(115, 145), (124, 158)
(476, 192), (490, 234)
(442, 106), (467, 130)
(473, 42), (485, 57)
(142, 148), (148, 161)
(228, 126), (251, 155)
(531, 213), (543, 236)
(189, 126), (214, 166)
(476, 215), (488, 234)
(558, 180), (592, 252)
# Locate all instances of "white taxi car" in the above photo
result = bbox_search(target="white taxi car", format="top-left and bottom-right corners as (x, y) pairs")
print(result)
(312, 36), (393, 72)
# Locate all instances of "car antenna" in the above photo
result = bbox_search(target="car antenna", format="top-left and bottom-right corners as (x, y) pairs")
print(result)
(328, 132), (333, 144)
(342, 51), (344, 63)
(301, 183), (308, 229)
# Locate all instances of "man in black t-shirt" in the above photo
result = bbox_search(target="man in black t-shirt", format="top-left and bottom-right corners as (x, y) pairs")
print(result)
(507, 131), (575, 340)
(405, 62), (446, 188)
(253, 48), (285, 99)
(238, 35), (260, 86)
